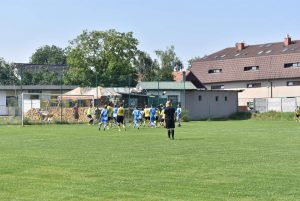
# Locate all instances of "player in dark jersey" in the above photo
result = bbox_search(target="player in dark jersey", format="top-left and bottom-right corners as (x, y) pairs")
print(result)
(164, 101), (176, 140)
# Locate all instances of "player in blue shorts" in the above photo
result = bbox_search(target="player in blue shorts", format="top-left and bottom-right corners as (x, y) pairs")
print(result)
(132, 107), (141, 129)
(176, 104), (182, 127)
(99, 105), (108, 131)
(149, 104), (156, 128)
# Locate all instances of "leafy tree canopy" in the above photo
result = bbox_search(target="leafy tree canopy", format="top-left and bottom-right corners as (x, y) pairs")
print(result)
(0, 58), (18, 85)
(21, 67), (61, 85)
(65, 29), (139, 87)
(134, 51), (159, 81)
(155, 45), (183, 81)
(30, 45), (67, 65)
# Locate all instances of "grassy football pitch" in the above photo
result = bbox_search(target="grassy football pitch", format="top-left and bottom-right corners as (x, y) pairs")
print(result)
(0, 120), (299, 201)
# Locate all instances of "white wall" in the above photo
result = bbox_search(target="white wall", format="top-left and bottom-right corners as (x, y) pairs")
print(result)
(205, 79), (300, 106)
(0, 91), (6, 115)
(186, 91), (238, 120)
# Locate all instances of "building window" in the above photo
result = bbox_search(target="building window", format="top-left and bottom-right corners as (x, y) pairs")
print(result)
(244, 66), (259, 71)
(247, 83), (261, 88)
(225, 96), (228, 101)
(198, 95), (202, 101)
(211, 85), (224, 90)
(287, 81), (300, 86)
(284, 62), (300, 68)
(257, 50), (264, 54)
(208, 69), (222, 74)
(215, 96), (219, 101)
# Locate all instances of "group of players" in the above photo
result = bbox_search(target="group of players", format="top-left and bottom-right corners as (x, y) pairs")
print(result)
(86, 101), (182, 139)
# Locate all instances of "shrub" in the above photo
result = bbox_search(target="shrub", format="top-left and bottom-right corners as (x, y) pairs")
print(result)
(181, 109), (189, 122)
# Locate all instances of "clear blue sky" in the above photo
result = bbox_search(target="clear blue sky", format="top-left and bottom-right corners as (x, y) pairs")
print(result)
(1, 0), (300, 67)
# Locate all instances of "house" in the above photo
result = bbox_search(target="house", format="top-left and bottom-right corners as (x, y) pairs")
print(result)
(191, 35), (300, 106)
(186, 90), (238, 120)
(136, 81), (239, 120)
(136, 81), (197, 107)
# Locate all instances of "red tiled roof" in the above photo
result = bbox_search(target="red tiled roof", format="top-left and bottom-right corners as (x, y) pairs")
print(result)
(191, 39), (300, 84)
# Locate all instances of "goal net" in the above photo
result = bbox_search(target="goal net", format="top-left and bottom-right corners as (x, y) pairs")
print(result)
(21, 93), (94, 126)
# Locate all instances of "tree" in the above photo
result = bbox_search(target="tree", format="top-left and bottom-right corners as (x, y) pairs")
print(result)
(0, 58), (18, 85)
(187, 56), (202, 70)
(30, 45), (67, 65)
(155, 45), (183, 81)
(65, 29), (139, 87)
(134, 51), (159, 81)
(21, 67), (61, 85)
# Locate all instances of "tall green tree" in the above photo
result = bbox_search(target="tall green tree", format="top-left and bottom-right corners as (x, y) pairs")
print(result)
(65, 29), (139, 87)
(30, 45), (67, 65)
(134, 51), (159, 81)
(21, 67), (61, 85)
(0, 58), (18, 85)
(155, 45), (183, 81)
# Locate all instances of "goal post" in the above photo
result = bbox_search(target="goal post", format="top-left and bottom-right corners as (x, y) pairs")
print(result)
(21, 93), (95, 126)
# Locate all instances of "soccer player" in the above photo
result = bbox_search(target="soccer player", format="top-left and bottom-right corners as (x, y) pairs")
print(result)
(176, 104), (182, 127)
(113, 104), (118, 125)
(155, 107), (160, 127)
(117, 103), (126, 131)
(99, 105), (108, 131)
(85, 104), (94, 125)
(295, 106), (300, 122)
(160, 107), (165, 127)
(149, 104), (156, 128)
(143, 105), (150, 127)
(107, 103), (113, 129)
(73, 103), (79, 123)
(164, 101), (176, 140)
(132, 107), (141, 129)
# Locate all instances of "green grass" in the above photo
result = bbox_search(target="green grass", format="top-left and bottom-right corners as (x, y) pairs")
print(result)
(0, 121), (299, 201)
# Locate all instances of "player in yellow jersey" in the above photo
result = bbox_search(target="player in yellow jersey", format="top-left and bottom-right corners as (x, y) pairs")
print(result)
(143, 105), (150, 127)
(107, 103), (114, 129)
(117, 103), (126, 131)
(295, 106), (300, 122)
(155, 107), (160, 127)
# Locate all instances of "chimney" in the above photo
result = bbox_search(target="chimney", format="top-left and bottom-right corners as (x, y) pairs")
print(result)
(236, 41), (245, 51)
(284, 34), (292, 46)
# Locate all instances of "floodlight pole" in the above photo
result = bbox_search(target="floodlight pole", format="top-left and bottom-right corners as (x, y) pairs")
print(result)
(183, 71), (186, 110)
(96, 73), (98, 107)
(128, 75), (131, 109)
(157, 73), (160, 105)
(21, 92), (24, 127)
(60, 70), (63, 124)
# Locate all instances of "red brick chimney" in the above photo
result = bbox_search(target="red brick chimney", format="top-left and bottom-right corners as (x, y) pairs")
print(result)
(284, 34), (292, 46)
(236, 41), (245, 51)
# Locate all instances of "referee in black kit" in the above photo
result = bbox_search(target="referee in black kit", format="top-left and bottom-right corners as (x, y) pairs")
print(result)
(164, 101), (176, 140)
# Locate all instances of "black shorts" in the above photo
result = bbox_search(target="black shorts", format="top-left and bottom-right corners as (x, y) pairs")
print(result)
(145, 116), (150, 120)
(156, 116), (159, 121)
(108, 117), (112, 121)
(117, 116), (124, 124)
(74, 113), (79, 120)
(296, 114), (300, 118)
(165, 119), (175, 129)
